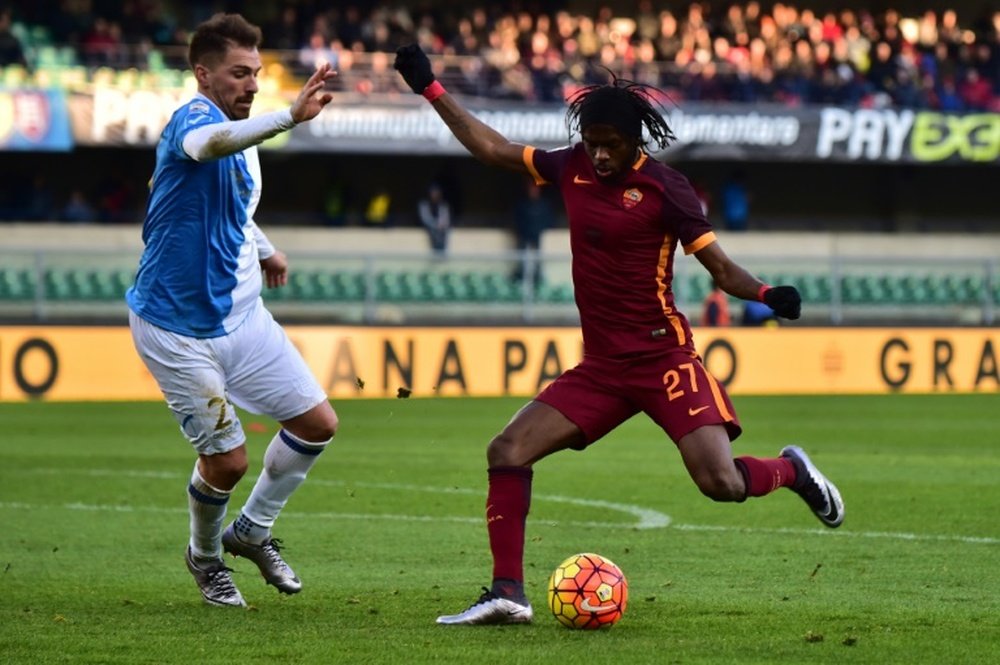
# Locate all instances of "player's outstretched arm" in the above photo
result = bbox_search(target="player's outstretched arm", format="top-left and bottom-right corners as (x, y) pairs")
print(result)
(394, 44), (527, 173)
(694, 242), (801, 319)
(183, 63), (336, 162)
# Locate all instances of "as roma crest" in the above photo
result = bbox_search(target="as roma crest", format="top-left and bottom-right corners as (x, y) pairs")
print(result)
(622, 188), (643, 210)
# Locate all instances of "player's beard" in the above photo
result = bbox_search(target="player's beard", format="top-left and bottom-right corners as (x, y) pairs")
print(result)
(229, 96), (254, 120)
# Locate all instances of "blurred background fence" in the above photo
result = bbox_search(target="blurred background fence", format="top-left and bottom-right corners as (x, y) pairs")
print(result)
(2, 243), (995, 326)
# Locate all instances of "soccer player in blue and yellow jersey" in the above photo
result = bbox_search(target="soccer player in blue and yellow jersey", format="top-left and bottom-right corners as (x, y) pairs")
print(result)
(395, 44), (845, 626)
(127, 13), (339, 608)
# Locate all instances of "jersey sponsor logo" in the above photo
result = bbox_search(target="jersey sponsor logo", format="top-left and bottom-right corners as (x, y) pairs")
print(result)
(579, 597), (619, 613)
(622, 188), (643, 209)
(688, 405), (710, 416)
(186, 101), (212, 125)
(573, 174), (593, 185)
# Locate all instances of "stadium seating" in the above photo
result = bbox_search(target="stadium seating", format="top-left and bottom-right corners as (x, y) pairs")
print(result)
(1, 266), (996, 312)
(0, 268), (36, 301)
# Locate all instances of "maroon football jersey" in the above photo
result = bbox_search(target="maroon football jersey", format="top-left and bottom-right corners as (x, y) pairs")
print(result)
(524, 143), (716, 359)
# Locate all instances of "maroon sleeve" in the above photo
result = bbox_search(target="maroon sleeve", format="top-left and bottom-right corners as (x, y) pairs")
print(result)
(660, 169), (716, 254)
(523, 145), (574, 186)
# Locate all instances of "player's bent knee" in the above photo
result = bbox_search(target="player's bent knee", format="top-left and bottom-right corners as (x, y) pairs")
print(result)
(486, 433), (526, 467)
(306, 412), (338, 441)
(202, 454), (248, 490)
(694, 469), (744, 502)
(285, 403), (339, 442)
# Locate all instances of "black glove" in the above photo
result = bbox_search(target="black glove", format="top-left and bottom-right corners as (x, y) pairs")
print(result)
(762, 285), (801, 320)
(394, 43), (435, 95)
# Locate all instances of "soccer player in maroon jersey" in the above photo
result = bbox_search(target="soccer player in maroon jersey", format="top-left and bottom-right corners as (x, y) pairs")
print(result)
(394, 44), (844, 626)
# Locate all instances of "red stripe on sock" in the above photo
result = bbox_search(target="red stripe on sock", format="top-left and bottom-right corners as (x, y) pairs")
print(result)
(734, 456), (796, 497)
(487, 466), (533, 583)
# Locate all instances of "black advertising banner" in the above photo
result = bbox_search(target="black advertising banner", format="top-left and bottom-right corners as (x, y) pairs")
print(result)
(288, 102), (999, 165)
(72, 88), (999, 165)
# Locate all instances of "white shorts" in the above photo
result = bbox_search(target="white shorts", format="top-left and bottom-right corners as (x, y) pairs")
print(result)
(129, 301), (328, 455)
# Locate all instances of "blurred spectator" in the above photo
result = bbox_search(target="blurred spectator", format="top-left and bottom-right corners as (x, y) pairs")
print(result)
(96, 170), (137, 223)
(417, 182), (452, 256)
(512, 180), (553, 284)
(4, 2), (998, 111)
(363, 187), (392, 227)
(298, 31), (338, 75)
(81, 17), (125, 67)
(264, 5), (302, 52)
(0, 8), (27, 68)
(958, 68), (993, 110)
(720, 169), (751, 232)
(935, 75), (965, 111)
(23, 174), (54, 221)
(701, 281), (732, 327)
(322, 179), (349, 227)
(61, 189), (98, 223)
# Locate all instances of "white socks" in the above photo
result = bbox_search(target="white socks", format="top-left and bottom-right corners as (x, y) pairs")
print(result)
(187, 463), (231, 562)
(236, 429), (329, 544)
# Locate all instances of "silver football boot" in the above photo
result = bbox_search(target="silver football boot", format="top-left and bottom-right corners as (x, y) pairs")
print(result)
(436, 588), (533, 625)
(222, 523), (302, 594)
(185, 546), (246, 607)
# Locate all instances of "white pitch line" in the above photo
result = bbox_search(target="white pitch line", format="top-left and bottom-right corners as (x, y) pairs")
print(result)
(9, 468), (1000, 545)
(0, 501), (635, 530)
(668, 523), (1000, 545)
(1, 500), (998, 545)
(19, 468), (671, 530)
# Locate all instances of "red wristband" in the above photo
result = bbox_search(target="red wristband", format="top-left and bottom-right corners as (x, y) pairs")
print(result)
(422, 80), (446, 102)
(757, 284), (772, 302)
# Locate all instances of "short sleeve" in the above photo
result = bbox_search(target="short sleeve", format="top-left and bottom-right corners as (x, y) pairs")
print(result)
(524, 145), (573, 186)
(663, 172), (716, 254)
(169, 99), (219, 155)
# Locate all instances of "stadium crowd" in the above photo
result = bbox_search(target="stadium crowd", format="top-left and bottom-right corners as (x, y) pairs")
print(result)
(3, 1), (999, 111)
(0, 2), (997, 226)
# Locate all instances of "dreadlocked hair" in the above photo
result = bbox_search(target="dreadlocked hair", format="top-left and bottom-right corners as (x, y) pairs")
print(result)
(565, 74), (676, 150)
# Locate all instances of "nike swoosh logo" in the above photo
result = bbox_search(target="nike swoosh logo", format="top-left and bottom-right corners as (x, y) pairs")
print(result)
(688, 406), (710, 416)
(573, 175), (593, 185)
(579, 598), (619, 613)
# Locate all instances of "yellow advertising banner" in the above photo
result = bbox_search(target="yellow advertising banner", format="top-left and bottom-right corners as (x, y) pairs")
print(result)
(0, 326), (997, 402)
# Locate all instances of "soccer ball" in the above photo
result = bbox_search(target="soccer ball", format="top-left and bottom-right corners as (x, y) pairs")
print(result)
(547, 552), (628, 629)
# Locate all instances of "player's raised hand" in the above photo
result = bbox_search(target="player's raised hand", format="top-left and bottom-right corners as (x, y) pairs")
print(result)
(290, 62), (336, 124)
(762, 285), (801, 319)
(394, 43), (435, 94)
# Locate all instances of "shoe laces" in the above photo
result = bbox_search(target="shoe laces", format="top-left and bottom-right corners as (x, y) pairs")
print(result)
(204, 565), (239, 595)
(261, 538), (292, 571)
(470, 587), (498, 607)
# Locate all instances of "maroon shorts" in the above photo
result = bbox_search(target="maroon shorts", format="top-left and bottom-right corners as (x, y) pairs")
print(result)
(535, 349), (741, 448)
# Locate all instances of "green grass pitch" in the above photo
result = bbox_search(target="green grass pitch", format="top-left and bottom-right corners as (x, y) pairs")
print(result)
(2, 394), (998, 664)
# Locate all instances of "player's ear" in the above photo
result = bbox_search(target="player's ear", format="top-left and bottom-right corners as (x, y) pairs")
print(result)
(193, 63), (210, 87)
